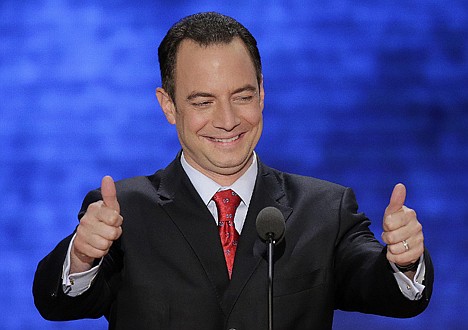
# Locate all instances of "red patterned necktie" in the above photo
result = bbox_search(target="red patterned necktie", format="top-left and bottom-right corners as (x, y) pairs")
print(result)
(212, 189), (241, 279)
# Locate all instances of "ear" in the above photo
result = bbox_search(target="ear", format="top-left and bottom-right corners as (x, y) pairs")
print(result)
(259, 75), (265, 111)
(156, 87), (176, 124)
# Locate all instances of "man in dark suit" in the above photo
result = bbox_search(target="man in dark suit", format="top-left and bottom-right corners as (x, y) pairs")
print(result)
(33, 12), (433, 329)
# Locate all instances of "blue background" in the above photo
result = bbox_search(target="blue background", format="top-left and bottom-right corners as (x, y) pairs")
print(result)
(1, 0), (467, 329)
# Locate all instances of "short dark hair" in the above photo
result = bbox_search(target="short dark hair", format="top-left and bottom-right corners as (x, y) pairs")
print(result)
(158, 12), (262, 101)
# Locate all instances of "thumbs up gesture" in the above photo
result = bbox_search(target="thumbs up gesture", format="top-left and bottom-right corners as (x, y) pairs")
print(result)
(381, 183), (424, 269)
(71, 176), (123, 273)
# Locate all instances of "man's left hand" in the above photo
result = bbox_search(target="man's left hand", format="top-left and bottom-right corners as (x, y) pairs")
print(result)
(381, 183), (424, 268)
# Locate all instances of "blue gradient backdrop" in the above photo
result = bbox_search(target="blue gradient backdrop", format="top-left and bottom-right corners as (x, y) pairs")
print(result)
(1, 1), (467, 329)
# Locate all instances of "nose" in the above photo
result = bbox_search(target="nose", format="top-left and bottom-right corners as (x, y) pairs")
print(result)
(212, 101), (241, 131)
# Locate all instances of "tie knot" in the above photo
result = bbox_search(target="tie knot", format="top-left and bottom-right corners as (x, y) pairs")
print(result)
(212, 189), (241, 225)
(212, 189), (241, 210)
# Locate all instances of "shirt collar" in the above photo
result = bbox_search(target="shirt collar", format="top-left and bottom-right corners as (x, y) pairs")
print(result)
(180, 152), (258, 207)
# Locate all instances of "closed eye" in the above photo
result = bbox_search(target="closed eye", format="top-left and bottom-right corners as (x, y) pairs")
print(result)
(233, 93), (256, 104)
(191, 100), (213, 107)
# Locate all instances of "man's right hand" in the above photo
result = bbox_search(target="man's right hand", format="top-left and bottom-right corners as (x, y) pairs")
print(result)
(70, 176), (123, 274)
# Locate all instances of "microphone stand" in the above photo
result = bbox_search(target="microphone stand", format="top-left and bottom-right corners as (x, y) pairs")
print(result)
(267, 233), (275, 330)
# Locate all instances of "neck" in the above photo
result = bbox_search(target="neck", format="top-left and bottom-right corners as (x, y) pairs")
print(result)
(183, 153), (255, 187)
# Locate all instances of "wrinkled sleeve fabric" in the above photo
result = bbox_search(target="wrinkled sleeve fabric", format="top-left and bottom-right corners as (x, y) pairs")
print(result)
(33, 189), (122, 321)
(333, 188), (433, 318)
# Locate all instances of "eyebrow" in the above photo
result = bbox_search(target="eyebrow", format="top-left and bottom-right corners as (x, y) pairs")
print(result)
(232, 84), (257, 95)
(186, 92), (215, 101)
(186, 84), (258, 101)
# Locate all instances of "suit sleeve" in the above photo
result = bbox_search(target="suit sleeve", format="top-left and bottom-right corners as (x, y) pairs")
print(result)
(32, 189), (123, 321)
(333, 187), (434, 317)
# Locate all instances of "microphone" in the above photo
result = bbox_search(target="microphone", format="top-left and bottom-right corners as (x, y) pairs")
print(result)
(256, 206), (285, 243)
(256, 207), (285, 330)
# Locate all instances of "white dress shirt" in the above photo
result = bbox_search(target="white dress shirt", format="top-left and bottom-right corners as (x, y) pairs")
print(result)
(180, 152), (257, 234)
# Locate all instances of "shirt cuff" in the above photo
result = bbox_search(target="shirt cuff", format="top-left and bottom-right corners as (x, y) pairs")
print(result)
(62, 234), (102, 297)
(391, 254), (426, 300)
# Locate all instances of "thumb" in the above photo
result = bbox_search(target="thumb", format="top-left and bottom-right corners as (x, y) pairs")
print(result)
(385, 183), (406, 216)
(101, 175), (120, 213)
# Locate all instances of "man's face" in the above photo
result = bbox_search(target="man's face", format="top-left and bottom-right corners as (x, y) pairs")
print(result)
(157, 38), (264, 185)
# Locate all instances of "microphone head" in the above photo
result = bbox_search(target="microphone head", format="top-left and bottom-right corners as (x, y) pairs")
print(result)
(256, 207), (285, 243)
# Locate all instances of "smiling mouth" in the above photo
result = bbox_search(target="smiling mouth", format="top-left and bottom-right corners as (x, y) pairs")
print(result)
(210, 134), (241, 143)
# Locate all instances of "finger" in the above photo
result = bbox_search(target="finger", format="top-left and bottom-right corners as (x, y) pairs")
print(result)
(88, 232), (115, 252)
(384, 223), (424, 262)
(382, 208), (420, 244)
(73, 229), (108, 260)
(383, 183), (407, 232)
(101, 175), (120, 213)
(385, 183), (406, 216)
(382, 228), (409, 246)
(97, 202), (124, 227)
(80, 208), (123, 240)
(75, 224), (119, 255)
(74, 238), (110, 259)
(387, 238), (411, 255)
(94, 221), (123, 242)
(386, 242), (424, 266)
(383, 205), (415, 232)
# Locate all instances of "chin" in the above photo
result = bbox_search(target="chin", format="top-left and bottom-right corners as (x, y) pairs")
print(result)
(215, 156), (251, 172)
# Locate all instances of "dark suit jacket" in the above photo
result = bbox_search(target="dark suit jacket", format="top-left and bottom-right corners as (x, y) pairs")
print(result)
(33, 155), (433, 329)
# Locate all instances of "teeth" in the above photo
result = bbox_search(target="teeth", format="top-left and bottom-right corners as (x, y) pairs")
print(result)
(213, 135), (239, 143)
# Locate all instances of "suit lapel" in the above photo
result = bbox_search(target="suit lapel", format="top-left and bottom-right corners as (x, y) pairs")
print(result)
(155, 155), (231, 303)
(220, 161), (293, 316)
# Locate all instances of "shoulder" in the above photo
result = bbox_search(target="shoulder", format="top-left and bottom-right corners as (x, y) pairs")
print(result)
(112, 170), (168, 203)
(257, 161), (360, 214)
(114, 174), (158, 193)
(260, 162), (347, 196)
